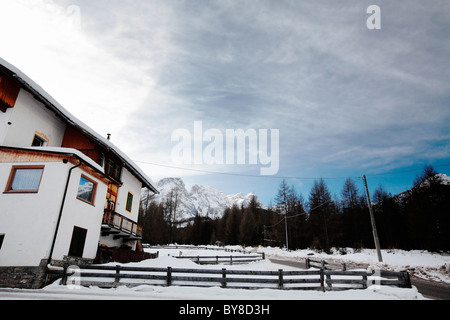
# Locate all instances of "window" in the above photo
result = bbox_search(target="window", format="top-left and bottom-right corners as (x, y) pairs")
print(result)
(0, 234), (5, 250)
(105, 158), (122, 181)
(31, 134), (47, 147)
(76, 175), (97, 205)
(105, 183), (118, 211)
(125, 192), (133, 213)
(5, 166), (44, 193)
(68, 227), (87, 258)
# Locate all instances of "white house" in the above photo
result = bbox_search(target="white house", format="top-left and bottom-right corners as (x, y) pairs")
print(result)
(0, 58), (158, 288)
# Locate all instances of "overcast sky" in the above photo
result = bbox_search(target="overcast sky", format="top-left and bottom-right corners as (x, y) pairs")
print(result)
(1, 0), (449, 204)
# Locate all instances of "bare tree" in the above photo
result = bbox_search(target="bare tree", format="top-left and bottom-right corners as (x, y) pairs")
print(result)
(164, 187), (181, 243)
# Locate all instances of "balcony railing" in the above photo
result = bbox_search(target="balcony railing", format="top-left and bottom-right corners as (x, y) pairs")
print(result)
(102, 209), (142, 237)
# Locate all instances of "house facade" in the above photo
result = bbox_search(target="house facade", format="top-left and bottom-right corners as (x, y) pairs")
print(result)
(0, 58), (158, 288)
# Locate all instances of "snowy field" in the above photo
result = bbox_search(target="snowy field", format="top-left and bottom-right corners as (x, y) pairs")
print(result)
(257, 246), (450, 284)
(2, 245), (447, 300)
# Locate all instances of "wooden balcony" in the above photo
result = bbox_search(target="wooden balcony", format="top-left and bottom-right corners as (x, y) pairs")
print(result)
(102, 209), (142, 240)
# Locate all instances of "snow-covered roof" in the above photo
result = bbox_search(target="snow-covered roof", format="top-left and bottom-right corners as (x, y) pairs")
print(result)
(0, 57), (158, 193)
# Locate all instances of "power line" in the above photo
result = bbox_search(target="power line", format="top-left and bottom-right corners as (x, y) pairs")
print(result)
(264, 199), (334, 229)
(134, 160), (450, 181)
(133, 160), (360, 180)
(364, 163), (450, 177)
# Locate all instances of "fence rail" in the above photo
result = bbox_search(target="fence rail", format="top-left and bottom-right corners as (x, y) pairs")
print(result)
(47, 264), (411, 291)
(306, 257), (351, 271)
(175, 254), (265, 265)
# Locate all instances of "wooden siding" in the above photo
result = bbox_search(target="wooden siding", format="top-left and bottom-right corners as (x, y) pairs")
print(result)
(61, 126), (103, 165)
(0, 148), (69, 164)
(0, 74), (20, 112)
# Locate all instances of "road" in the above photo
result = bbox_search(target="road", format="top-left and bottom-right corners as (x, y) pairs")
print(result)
(269, 257), (450, 300)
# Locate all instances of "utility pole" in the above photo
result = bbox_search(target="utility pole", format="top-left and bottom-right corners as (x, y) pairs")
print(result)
(363, 175), (383, 262)
(284, 214), (289, 251)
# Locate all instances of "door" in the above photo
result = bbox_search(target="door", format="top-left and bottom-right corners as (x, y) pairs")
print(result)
(68, 226), (87, 258)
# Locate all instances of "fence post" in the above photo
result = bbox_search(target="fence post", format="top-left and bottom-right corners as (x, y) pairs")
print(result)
(230, 256), (233, 265)
(216, 256), (219, 264)
(321, 260), (326, 270)
(326, 272), (332, 290)
(167, 267), (172, 286)
(400, 271), (412, 288)
(61, 263), (69, 285)
(306, 258), (310, 269)
(278, 269), (284, 289)
(114, 265), (121, 286)
(320, 269), (325, 292)
(362, 272), (368, 289)
(222, 268), (227, 288)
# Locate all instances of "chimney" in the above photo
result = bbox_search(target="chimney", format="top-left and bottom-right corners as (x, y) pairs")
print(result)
(107, 134), (111, 141)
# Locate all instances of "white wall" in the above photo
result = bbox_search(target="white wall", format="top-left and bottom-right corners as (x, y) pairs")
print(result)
(0, 106), (14, 145)
(0, 161), (68, 266)
(116, 167), (143, 223)
(0, 160), (108, 266)
(1, 89), (66, 147)
(51, 168), (108, 261)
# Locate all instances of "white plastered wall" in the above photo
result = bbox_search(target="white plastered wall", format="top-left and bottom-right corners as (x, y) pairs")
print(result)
(51, 168), (108, 262)
(0, 161), (68, 266)
(116, 167), (143, 223)
(0, 89), (66, 148)
(0, 160), (107, 266)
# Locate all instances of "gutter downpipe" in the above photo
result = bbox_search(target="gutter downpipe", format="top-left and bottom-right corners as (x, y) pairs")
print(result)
(47, 158), (82, 266)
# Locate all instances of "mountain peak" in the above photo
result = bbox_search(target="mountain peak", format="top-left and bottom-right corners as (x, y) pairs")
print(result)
(151, 177), (260, 221)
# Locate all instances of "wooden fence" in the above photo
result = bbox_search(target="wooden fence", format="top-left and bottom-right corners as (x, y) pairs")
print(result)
(306, 257), (350, 271)
(47, 264), (411, 291)
(112, 249), (159, 264)
(175, 254), (265, 265)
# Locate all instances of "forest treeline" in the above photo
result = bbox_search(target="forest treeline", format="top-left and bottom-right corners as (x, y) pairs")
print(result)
(139, 166), (450, 252)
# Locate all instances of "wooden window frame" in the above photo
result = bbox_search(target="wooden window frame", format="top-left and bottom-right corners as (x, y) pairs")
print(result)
(125, 191), (134, 213)
(106, 183), (118, 211)
(76, 174), (98, 206)
(31, 132), (49, 147)
(4, 165), (45, 194)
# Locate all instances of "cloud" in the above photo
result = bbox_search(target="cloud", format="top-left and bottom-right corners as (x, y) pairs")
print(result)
(0, 0), (154, 138)
(1, 0), (449, 187)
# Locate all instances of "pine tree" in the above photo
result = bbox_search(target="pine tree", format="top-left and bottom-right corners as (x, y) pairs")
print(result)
(308, 179), (333, 252)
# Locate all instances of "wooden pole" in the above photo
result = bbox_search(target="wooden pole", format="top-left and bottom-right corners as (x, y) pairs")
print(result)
(284, 215), (289, 251)
(363, 175), (383, 262)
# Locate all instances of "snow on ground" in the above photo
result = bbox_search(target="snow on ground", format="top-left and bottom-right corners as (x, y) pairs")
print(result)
(0, 245), (439, 300)
(33, 280), (421, 300)
(256, 246), (450, 283)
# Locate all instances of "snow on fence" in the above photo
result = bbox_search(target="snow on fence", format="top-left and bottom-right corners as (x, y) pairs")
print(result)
(47, 264), (411, 291)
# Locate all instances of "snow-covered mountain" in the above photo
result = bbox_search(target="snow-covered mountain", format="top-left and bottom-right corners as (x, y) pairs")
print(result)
(393, 173), (450, 202)
(144, 178), (259, 221)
